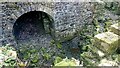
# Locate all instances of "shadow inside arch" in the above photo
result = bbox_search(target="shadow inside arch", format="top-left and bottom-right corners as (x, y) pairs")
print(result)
(13, 11), (54, 48)
(12, 11), (81, 66)
(12, 11), (56, 65)
(13, 11), (53, 40)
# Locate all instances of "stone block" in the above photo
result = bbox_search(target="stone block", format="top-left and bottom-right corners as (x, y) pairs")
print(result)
(81, 52), (99, 66)
(89, 45), (105, 57)
(110, 23), (120, 36)
(94, 32), (120, 54)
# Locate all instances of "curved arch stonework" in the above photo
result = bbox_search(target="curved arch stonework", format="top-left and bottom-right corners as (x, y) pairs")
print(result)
(1, 2), (94, 46)
(1, 2), (54, 46)
(12, 5), (53, 20)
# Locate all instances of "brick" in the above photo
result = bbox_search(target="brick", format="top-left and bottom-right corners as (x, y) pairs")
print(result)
(110, 23), (120, 36)
(94, 32), (120, 54)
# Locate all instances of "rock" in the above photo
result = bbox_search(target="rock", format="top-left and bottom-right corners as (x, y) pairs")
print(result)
(81, 52), (96, 59)
(97, 50), (105, 57)
(98, 58), (118, 66)
(0, 46), (17, 67)
(110, 23), (120, 35)
(89, 45), (105, 57)
(81, 52), (99, 66)
(94, 32), (120, 54)
(7, 50), (17, 59)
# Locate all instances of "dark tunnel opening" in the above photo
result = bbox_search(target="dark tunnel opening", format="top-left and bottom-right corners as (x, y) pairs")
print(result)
(13, 11), (54, 41)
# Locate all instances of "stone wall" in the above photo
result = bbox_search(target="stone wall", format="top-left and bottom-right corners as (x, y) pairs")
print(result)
(0, 2), (93, 46)
(1, 2), (53, 46)
(53, 2), (93, 42)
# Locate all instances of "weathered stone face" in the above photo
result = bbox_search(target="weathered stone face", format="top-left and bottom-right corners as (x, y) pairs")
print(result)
(110, 23), (120, 36)
(53, 2), (93, 42)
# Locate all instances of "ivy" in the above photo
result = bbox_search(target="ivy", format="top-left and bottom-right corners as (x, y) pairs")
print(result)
(54, 56), (62, 65)
(56, 43), (62, 49)
(43, 53), (51, 60)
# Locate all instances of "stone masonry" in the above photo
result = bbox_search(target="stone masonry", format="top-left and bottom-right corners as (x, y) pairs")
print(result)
(0, 2), (93, 46)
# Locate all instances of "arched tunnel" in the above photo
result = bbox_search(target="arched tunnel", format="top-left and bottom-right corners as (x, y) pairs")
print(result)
(12, 11), (81, 65)
(13, 11), (54, 43)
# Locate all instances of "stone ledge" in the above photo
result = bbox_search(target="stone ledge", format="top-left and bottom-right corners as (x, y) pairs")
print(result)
(94, 32), (120, 54)
(110, 23), (120, 36)
(89, 45), (105, 57)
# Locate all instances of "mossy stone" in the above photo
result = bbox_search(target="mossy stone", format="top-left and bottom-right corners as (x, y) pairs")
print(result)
(94, 32), (120, 54)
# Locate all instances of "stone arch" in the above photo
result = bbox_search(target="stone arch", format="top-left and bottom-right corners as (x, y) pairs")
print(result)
(12, 5), (53, 20)
(12, 11), (54, 41)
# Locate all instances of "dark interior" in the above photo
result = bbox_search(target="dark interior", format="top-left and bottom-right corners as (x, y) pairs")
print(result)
(13, 11), (53, 40)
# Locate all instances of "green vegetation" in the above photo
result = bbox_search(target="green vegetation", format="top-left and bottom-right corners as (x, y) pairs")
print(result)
(0, 1), (120, 67)
(0, 46), (17, 67)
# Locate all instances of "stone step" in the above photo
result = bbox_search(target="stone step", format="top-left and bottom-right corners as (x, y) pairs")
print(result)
(94, 32), (120, 54)
(89, 45), (105, 57)
(109, 23), (120, 36)
(81, 51), (99, 66)
(81, 51), (97, 59)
